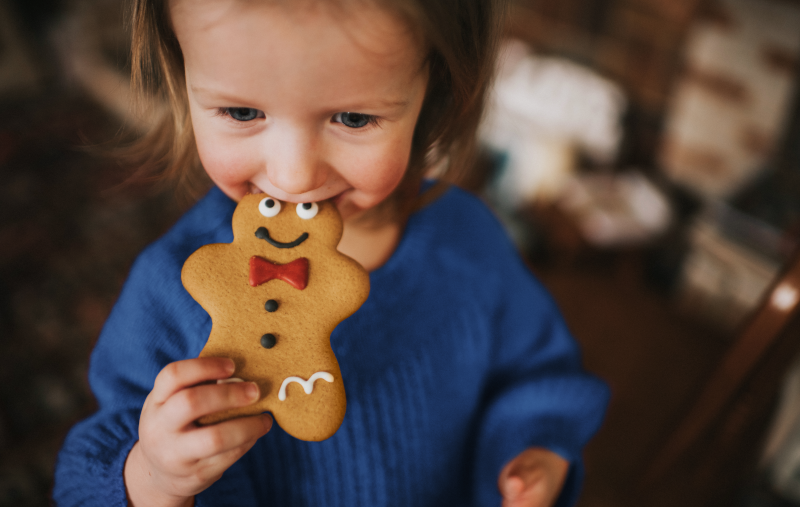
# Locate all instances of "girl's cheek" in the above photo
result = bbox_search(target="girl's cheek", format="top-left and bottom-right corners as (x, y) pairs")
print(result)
(195, 136), (258, 196)
(374, 138), (412, 189)
(350, 153), (408, 210)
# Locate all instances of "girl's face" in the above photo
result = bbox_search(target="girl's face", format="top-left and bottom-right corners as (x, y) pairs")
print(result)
(170, 0), (429, 221)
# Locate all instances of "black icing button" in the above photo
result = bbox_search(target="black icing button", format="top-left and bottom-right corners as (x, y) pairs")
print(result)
(261, 333), (277, 349)
(264, 299), (279, 312)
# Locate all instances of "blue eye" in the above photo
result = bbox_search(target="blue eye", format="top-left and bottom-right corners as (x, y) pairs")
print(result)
(227, 107), (262, 121)
(333, 112), (374, 128)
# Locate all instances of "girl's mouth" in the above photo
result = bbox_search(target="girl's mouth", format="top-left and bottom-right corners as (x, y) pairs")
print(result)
(331, 190), (349, 206)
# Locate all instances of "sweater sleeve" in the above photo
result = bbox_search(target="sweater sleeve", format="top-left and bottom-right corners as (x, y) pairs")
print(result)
(53, 236), (212, 506)
(470, 231), (609, 506)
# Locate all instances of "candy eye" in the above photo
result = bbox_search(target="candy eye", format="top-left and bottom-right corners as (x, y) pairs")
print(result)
(296, 202), (318, 219)
(258, 197), (281, 217)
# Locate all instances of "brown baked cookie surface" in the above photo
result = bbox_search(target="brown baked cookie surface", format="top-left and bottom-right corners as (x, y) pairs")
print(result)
(181, 194), (370, 441)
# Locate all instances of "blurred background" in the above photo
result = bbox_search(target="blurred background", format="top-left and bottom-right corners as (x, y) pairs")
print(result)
(1, 0), (799, 505)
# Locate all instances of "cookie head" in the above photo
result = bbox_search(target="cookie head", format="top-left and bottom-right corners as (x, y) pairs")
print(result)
(233, 194), (343, 257)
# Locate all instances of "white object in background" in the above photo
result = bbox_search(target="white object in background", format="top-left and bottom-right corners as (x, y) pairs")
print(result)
(557, 171), (672, 247)
(771, 283), (799, 312)
(660, 0), (800, 199)
(481, 40), (626, 206)
(488, 40), (626, 162)
(488, 132), (576, 209)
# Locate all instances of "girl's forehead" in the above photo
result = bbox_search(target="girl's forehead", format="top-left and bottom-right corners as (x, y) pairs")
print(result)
(170, 0), (423, 57)
(171, 0), (427, 107)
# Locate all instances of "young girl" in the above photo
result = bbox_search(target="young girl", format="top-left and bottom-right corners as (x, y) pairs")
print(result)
(54, 0), (609, 506)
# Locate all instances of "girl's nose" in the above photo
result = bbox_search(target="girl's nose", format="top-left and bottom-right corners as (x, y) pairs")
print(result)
(265, 125), (327, 196)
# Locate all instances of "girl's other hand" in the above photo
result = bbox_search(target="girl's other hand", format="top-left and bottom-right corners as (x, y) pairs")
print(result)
(498, 447), (570, 507)
(124, 357), (273, 507)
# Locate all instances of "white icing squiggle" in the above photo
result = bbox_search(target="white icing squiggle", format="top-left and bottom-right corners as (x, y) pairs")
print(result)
(278, 372), (334, 401)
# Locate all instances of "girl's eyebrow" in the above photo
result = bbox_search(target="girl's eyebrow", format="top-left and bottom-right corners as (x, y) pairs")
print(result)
(191, 85), (410, 110)
(190, 85), (250, 104)
(342, 98), (410, 110)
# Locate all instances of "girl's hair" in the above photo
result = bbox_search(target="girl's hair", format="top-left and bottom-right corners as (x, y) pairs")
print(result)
(128, 0), (506, 221)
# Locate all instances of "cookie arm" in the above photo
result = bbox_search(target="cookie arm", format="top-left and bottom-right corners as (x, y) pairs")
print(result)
(321, 253), (370, 315)
(181, 244), (225, 305)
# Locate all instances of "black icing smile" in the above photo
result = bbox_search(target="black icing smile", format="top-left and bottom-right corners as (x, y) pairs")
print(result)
(255, 227), (309, 249)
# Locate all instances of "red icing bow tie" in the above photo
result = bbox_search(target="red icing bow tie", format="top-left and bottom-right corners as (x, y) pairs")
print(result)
(249, 257), (309, 290)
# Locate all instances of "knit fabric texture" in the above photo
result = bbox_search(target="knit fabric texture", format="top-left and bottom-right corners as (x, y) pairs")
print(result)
(54, 184), (609, 506)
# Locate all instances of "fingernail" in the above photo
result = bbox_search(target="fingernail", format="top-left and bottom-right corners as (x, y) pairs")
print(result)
(245, 382), (259, 400)
(262, 413), (273, 430)
(224, 359), (236, 374)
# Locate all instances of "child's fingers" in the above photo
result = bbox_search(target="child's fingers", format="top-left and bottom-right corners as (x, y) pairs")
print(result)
(165, 381), (261, 428)
(501, 476), (548, 507)
(200, 428), (267, 470)
(498, 448), (570, 507)
(500, 474), (525, 500)
(151, 357), (235, 404)
(177, 428), (268, 491)
(180, 413), (273, 462)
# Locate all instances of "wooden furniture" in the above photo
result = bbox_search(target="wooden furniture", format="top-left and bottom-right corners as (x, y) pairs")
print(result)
(639, 249), (800, 505)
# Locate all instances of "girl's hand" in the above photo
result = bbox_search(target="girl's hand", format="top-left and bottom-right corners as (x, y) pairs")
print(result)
(498, 447), (570, 507)
(124, 357), (273, 507)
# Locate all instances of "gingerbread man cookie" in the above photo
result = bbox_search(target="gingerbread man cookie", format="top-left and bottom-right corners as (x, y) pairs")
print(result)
(181, 194), (369, 441)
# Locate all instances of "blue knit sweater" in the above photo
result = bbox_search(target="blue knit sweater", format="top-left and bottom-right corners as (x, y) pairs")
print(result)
(54, 185), (609, 506)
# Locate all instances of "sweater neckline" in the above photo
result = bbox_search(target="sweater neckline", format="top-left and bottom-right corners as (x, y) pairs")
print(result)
(369, 181), (445, 282)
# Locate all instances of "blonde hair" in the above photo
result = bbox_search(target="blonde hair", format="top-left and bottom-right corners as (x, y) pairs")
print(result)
(127, 0), (506, 220)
